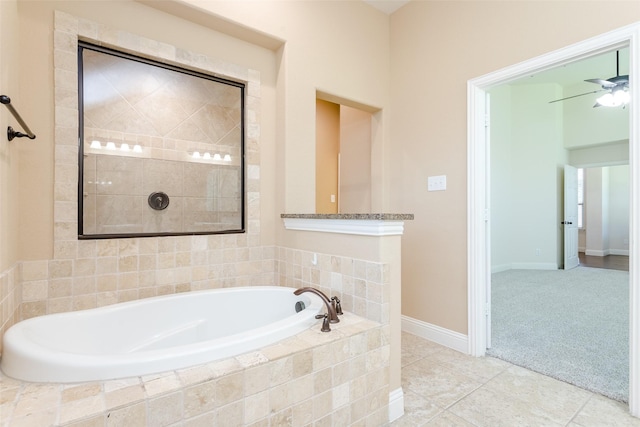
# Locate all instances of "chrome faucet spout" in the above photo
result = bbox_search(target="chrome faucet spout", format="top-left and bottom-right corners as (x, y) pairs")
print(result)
(293, 287), (339, 324)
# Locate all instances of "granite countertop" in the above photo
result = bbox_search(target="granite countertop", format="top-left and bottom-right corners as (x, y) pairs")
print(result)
(281, 213), (414, 220)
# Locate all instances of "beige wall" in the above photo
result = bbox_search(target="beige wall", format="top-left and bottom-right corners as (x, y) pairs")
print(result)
(390, 1), (640, 334)
(0, 0), (22, 346)
(15, 0), (277, 261)
(315, 99), (340, 213)
(316, 100), (373, 214)
(1, 0), (20, 270)
(166, 1), (391, 215)
(2, 0), (403, 403)
(340, 105), (372, 213)
(14, 0), (390, 253)
(10, 0), (636, 373)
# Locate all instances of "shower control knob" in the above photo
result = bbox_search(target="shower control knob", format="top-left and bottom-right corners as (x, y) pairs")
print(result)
(148, 191), (170, 210)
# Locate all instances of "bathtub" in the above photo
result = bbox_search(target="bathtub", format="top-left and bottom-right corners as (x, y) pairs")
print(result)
(1, 286), (323, 383)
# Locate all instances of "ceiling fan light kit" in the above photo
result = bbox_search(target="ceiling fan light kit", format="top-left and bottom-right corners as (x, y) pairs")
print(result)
(549, 50), (630, 108)
(595, 88), (630, 108)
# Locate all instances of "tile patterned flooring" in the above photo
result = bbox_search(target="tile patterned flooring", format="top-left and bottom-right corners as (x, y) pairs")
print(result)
(391, 332), (640, 427)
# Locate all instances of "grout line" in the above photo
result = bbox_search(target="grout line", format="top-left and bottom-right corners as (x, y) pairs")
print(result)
(565, 394), (591, 427)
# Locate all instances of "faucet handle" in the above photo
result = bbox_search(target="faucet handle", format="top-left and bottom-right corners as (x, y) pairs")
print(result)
(321, 314), (331, 332)
(331, 296), (343, 315)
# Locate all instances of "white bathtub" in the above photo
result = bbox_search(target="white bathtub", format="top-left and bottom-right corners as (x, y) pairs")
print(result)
(1, 286), (322, 383)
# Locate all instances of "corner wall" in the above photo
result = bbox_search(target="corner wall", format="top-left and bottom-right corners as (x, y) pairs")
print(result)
(490, 83), (566, 272)
(15, 10), (274, 321)
(390, 0), (640, 334)
(0, 0), (22, 346)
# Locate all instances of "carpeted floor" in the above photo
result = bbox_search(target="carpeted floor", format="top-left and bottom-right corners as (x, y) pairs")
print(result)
(487, 266), (629, 402)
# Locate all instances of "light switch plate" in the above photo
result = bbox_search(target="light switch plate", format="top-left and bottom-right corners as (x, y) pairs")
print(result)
(428, 175), (447, 191)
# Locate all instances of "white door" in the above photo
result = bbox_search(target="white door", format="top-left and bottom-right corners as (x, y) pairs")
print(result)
(564, 165), (580, 270)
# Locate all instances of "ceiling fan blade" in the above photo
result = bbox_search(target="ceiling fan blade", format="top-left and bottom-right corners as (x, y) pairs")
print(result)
(549, 89), (604, 104)
(585, 78), (616, 88)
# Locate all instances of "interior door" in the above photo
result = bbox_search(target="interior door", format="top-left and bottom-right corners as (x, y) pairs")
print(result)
(564, 165), (580, 270)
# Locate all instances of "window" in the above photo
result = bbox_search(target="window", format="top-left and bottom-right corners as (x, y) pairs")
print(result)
(577, 168), (584, 228)
(78, 42), (245, 238)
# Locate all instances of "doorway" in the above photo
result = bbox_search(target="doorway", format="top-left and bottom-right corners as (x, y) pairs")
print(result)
(486, 57), (631, 400)
(467, 24), (640, 416)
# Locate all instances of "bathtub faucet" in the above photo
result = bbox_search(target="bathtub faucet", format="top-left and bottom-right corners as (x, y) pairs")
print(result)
(293, 287), (340, 325)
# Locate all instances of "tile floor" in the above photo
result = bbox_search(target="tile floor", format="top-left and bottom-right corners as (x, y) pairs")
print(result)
(391, 332), (640, 427)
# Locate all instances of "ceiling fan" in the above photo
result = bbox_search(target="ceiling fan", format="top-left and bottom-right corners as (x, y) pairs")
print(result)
(549, 50), (630, 108)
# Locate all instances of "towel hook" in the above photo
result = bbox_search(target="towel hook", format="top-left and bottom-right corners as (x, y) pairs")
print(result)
(1, 95), (36, 141)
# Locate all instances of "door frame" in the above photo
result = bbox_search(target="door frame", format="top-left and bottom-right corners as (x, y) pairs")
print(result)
(467, 23), (640, 416)
(564, 165), (580, 270)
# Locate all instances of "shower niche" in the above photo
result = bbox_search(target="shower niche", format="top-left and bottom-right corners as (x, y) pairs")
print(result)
(78, 42), (245, 238)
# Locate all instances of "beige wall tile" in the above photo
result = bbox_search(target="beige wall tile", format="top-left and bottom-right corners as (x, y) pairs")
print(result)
(22, 281), (48, 301)
(21, 301), (46, 319)
(10, 410), (58, 427)
(58, 395), (105, 425)
(61, 383), (102, 403)
(216, 372), (244, 406)
(290, 375), (314, 405)
(143, 373), (181, 397)
(244, 364), (270, 396)
(21, 261), (48, 281)
(269, 357), (294, 387)
(269, 408), (293, 427)
(312, 390), (332, 422)
(269, 382), (293, 413)
(291, 399), (314, 427)
(215, 400), (244, 426)
(60, 414), (104, 427)
(106, 384), (145, 410)
(147, 391), (183, 426)
(243, 390), (269, 424)
(105, 401), (146, 427)
(314, 368), (333, 395)
(183, 380), (217, 418)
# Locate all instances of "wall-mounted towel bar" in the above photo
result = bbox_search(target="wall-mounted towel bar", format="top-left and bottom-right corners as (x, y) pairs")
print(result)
(1, 95), (36, 141)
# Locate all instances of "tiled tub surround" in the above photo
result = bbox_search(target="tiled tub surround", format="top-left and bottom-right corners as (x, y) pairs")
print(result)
(1, 313), (389, 427)
(0, 265), (20, 354)
(16, 243), (387, 325)
(18, 238), (278, 320)
(276, 247), (390, 325)
(279, 216), (411, 422)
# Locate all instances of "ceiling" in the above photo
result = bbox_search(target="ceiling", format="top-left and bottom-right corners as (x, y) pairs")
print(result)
(360, 1), (630, 104)
(363, 0), (410, 14)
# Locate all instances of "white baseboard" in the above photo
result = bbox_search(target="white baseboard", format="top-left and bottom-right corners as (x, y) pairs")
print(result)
(585, 249), (629, 256)
(388, 387), (404, 422)
(610, 249), (630, 256)
(401, 315), (468, 353)
(491, 264), (511, 273)
(585, 249), (609, 256)
(492, 263), (557, 272)
(510, 262), (558, 270)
